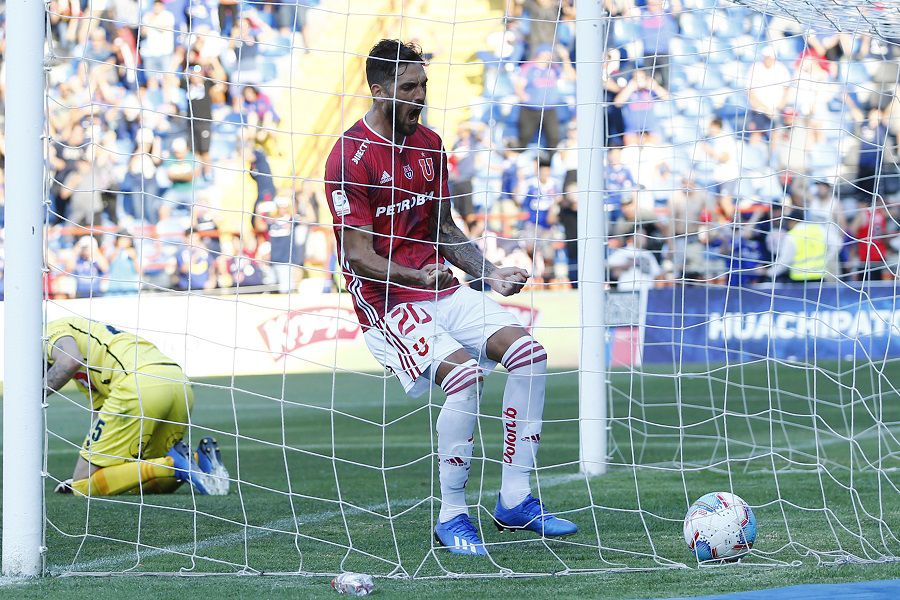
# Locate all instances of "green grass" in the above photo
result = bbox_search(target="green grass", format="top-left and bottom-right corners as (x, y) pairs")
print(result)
(3, 361), (900, 598)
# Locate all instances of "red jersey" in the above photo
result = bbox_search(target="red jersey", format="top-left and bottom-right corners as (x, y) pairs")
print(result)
(856, 208), (889, 263)
(324, 117), (460, 328)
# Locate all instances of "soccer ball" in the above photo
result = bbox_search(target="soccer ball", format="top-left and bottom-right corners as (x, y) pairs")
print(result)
(683, 492), (757, 561)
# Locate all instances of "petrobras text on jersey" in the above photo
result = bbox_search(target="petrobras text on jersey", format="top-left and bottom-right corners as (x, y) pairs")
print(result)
(708, 309), (900, 342)
(374, 191), (434, 218)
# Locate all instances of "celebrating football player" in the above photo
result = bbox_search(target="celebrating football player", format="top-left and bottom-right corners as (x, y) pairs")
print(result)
(324, 39), (577, 555)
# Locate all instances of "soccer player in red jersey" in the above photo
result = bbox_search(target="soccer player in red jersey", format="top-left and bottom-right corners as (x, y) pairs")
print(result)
(324, 39), (577, 555)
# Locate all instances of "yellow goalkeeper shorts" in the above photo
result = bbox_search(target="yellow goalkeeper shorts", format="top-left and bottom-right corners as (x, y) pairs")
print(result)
(80, 364), (195, 467)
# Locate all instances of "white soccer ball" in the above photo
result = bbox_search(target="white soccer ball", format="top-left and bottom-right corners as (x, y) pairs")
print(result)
(683, 491), (757, 561)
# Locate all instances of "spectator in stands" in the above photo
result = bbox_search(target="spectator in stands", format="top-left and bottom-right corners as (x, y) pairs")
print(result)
(519, 159), (561, 282)
(720, 217), (769, 287)
(851, 103), (895, 201)
(790, 51), (833, 119)
(514, 44), (574, 155)
(248, 142), (278, 234)
(601, 47), (626, 140)
(175, 229), (217, 291)
(105, 232), (142, 295)
(694, 118), (739, 201)
(50, 122), (87, 221)
(270, 0), (318, 48)
(772, 111), (826, 177)
(184, 60), (227, 180)
(193, 204), (222, 254)
(850, 196), (893, 282)
(242, 85), (280, 127)
(664, 177), (714, 281)
(162, 137), (200, 214)
(768, 211), (829, 283)
(552, 120), (578, 189)
(449, 122), (482, 229)
(69, 236), (109, 298)
(522, 0), (572, 54)
(486, 19), (526, 64)
(228, 16), (273, 84)
(471, 134), (508, 225)
(82, 28), (114, 65)
(499, 138), (524, 200)
(802, 180), (847, 275)
(141, 1), (176, 82)
(747, 46), (792, 133)
(220, 234), (270, 289)
(735, 127), (778, 198)
(145, 73), (188, 127)
(186, 0), (217, 33)
(802, 30), (849, 79)
(620, 129), (673, 209)
(608, 226), (662, 292)
(295, 180), (323, 227)
(605, 147), (637, 228)
(59, 158), (107, 227)
(614, 68), (669, 146)
(638, 0), (679, 89)
(263, 195), (301, 293)
(120, 128), (163, 222)
(559, 180), (578, 285)
(218, 0), (241, 36)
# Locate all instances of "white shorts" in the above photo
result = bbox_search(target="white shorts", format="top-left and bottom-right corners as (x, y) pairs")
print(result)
(364, 286), (525, 397)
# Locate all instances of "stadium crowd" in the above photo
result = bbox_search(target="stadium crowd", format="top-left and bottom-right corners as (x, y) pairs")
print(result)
(0, 0), (324, 299)
(460, 0), (900, 289)
(0, 0), (898, 299)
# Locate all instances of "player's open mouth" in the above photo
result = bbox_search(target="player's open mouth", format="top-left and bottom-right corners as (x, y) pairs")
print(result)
(408, 108), (422, 122)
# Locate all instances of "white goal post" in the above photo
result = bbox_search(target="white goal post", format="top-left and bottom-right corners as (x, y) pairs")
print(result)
(576, 0), (609, 477)
(2, 0), (49, 578)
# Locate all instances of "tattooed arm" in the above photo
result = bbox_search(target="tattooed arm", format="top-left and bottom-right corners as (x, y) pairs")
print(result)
(430, 196), (529, 297)
(46, 336), (82, 392)
(343, 225), (455, 291)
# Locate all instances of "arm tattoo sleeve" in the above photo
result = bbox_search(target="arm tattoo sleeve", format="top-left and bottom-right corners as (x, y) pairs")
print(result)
(431, 197), (497, 279)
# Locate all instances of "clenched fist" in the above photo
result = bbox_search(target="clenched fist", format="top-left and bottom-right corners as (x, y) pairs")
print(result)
(420, 263), (456, 290)
(488, 267), (529, 297)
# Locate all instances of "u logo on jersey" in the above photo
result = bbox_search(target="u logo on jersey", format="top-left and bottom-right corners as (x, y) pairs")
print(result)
(418, 157), (434, 182)
(403, 164), (414, 180)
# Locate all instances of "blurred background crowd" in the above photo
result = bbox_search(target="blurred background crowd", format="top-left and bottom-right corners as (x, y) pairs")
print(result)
(0, 0), (898, 299)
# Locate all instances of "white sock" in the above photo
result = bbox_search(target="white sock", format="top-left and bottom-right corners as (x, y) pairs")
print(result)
(499, 337), (547, 510)
(436, 359), (482, 523)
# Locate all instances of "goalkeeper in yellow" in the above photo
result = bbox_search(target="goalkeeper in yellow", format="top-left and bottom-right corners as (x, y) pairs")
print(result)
(46, 316), (229, 496)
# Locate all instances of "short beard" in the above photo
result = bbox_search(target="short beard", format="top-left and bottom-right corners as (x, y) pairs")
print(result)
(384, 102), (419, 138)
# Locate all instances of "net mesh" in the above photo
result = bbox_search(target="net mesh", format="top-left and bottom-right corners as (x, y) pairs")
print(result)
(32, 0), (900, 578)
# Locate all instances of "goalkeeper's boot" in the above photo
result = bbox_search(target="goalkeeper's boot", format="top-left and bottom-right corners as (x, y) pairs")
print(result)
(167, 441), (217, 495)
(195, 437), (230, 495)
(433, 514), (488, 556)
(493, 494), (578, 537)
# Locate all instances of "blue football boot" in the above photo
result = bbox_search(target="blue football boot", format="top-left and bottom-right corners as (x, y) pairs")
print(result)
(433, 514), (489, 556)
(167, 440), (217, 495)
(493, 495), (578, 537)
(195, 437), (230, 495)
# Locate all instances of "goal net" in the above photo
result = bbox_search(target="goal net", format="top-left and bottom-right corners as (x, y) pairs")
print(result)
(22, 0), (900, 579)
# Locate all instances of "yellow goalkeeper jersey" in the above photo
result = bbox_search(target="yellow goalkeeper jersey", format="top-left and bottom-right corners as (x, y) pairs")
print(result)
(46, 317), (181, 410)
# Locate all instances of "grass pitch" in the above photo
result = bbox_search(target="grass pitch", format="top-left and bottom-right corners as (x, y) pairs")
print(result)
(3, 360), (899, 598)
